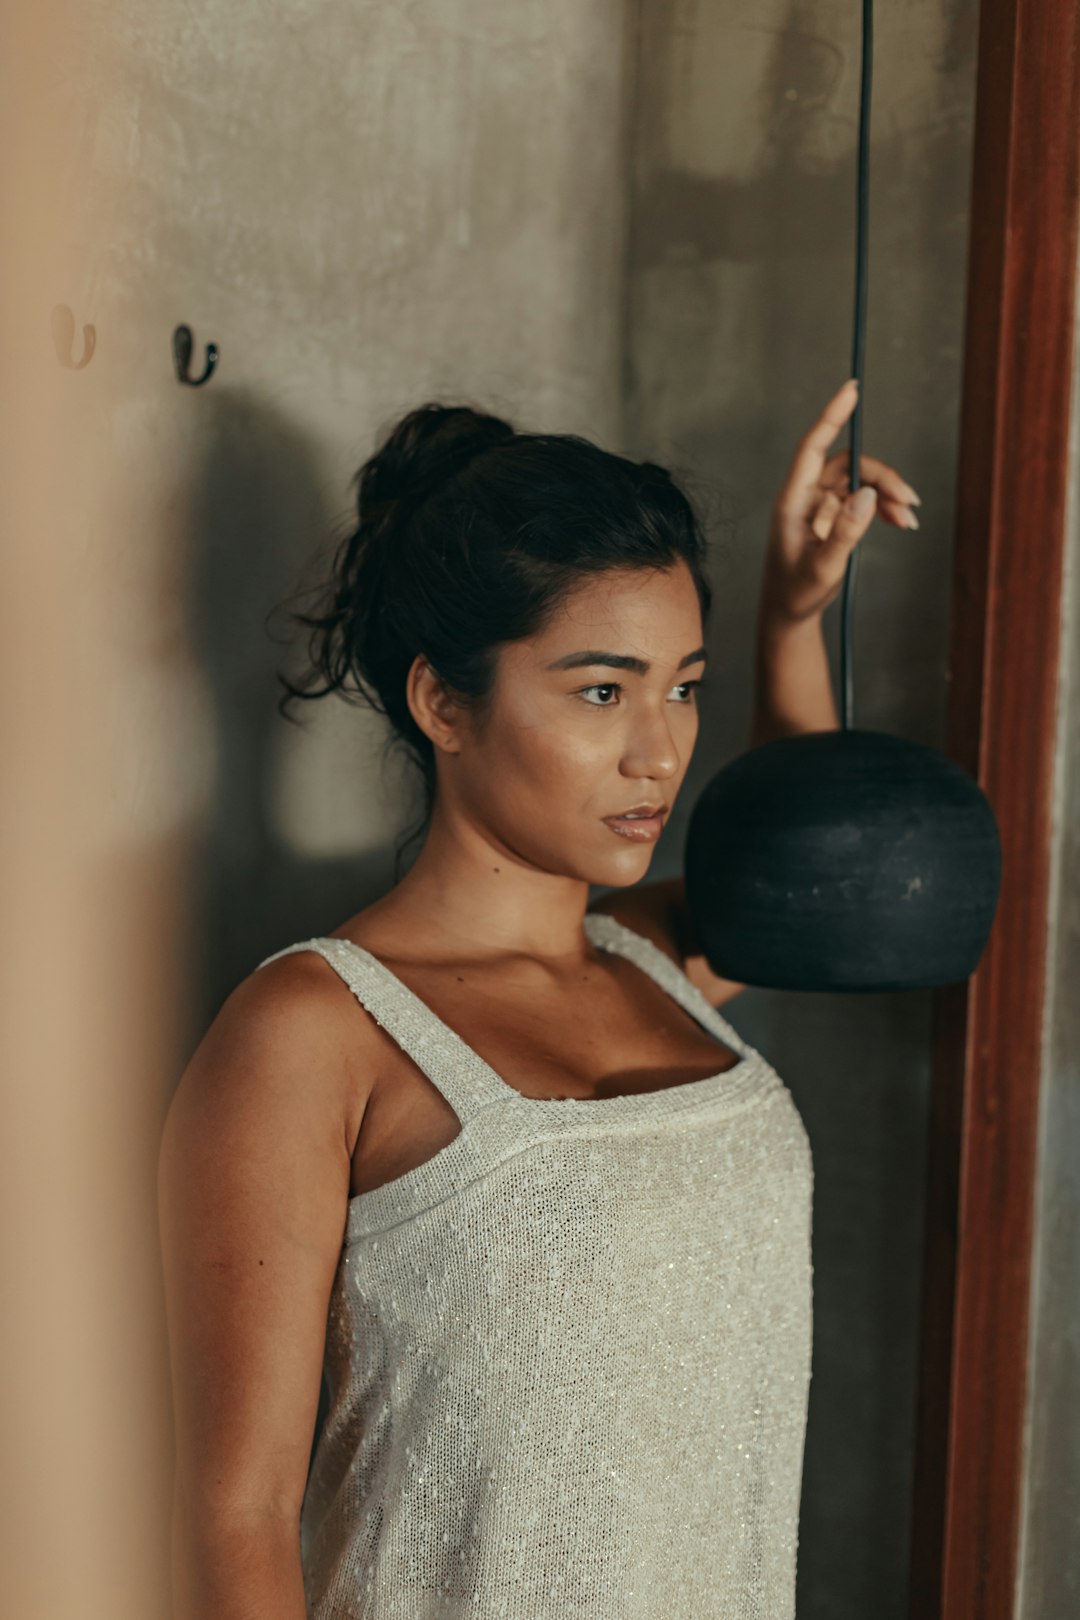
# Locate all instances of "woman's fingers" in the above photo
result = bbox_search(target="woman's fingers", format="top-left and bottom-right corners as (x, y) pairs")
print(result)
(822, 448), (920, 508)
(810, 490), (844, 540)
(881, 495), (920, 530)
(778, 380), (859, 513)
(777, 381), (923, 544)
(813, 477), (918, 535)
(810, 487), (876, 548)
(822, 486), (878, 551)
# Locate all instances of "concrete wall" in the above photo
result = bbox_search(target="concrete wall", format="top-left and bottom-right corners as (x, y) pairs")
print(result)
(621, 4), (980, 1615)
(59, 0), (634, 1027)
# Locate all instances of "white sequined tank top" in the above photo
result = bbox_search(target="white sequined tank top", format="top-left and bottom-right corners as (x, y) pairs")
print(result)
(257, 911), (814, 1619)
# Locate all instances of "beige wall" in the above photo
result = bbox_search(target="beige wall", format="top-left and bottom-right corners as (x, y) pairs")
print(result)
(54, 0), (636, 1026)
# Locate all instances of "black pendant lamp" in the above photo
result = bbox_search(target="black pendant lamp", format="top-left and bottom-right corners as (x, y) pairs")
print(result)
(684, 0), (1002, 993)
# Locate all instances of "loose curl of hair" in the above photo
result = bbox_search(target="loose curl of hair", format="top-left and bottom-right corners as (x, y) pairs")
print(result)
(273, 402), (714, 878)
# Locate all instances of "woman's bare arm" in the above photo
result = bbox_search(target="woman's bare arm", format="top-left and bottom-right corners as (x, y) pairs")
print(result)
(158, 954), (368, 1620)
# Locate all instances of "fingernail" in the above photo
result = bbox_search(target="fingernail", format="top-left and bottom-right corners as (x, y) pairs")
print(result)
(852, 487), (876, 514)
(906, 512), (920, 530)
(903, 486), (921, 505)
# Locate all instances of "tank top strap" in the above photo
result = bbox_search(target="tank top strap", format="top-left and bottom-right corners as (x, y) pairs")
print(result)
(583, 910), (758, 1061)
(255, 937), (510, 1124)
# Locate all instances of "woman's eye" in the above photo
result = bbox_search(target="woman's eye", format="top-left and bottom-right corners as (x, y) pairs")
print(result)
(577, 680), (704, 707)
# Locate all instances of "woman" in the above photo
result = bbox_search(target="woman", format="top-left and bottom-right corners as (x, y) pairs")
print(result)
(158, 379), (919, 1619)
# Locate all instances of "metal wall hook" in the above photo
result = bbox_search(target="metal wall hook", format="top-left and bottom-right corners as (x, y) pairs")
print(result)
(52, 304), (96, 369)
(172, 323), (219, 386)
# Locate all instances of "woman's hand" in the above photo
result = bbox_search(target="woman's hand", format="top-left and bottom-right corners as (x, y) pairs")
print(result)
(760, 378), (922, 626)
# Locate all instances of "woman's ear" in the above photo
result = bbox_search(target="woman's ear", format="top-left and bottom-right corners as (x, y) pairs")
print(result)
(405, 654), (465, 755)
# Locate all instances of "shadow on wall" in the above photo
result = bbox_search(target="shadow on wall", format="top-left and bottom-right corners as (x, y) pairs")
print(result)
(174, 389), (409, 1052)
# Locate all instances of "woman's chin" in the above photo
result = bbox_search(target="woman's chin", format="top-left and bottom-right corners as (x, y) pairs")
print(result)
(597, 838), (658, 877)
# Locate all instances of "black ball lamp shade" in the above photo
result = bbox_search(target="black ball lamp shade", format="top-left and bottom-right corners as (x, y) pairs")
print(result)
(684, 729), (1002, 992)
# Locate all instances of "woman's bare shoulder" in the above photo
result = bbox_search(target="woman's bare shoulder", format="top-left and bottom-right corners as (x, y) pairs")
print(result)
(587, 876), (747, 1007)
(167, 943), (380, 1172)
(222, 942), (373, 1065)
(588, 877), (684, 963)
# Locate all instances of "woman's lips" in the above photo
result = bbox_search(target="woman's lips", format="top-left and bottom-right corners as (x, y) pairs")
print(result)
(602, 811), (666, 842)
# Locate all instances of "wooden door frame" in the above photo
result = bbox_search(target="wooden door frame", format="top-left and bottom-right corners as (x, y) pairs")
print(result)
(908, 1), (1080, 1615)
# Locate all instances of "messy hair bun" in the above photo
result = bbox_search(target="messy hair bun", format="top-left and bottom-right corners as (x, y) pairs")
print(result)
(354, 402), (515, 523)
(275, 400), (712, 877)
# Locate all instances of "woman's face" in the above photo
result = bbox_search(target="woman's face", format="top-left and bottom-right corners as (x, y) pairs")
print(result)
(440, 562), (707, 887)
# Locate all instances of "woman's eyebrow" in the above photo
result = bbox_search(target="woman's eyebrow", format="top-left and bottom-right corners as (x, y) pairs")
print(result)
(545, 647), (708, 675)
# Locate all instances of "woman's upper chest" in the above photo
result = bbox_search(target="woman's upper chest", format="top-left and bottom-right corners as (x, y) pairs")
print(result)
(340, 939), (744, 1200)
(367, 940), (740, 1102)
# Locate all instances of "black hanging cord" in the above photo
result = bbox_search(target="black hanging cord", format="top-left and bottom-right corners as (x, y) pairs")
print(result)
(841, 0), (873, 731)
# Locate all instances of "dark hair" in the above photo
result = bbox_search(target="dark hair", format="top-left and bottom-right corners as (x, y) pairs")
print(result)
(274, 402), (714, 877)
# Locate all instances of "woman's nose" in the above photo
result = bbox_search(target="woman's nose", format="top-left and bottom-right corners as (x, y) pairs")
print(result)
(621, 714), (683, 780)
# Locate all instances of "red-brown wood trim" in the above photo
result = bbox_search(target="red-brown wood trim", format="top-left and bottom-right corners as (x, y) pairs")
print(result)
(908, 3), (1080, 1617)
